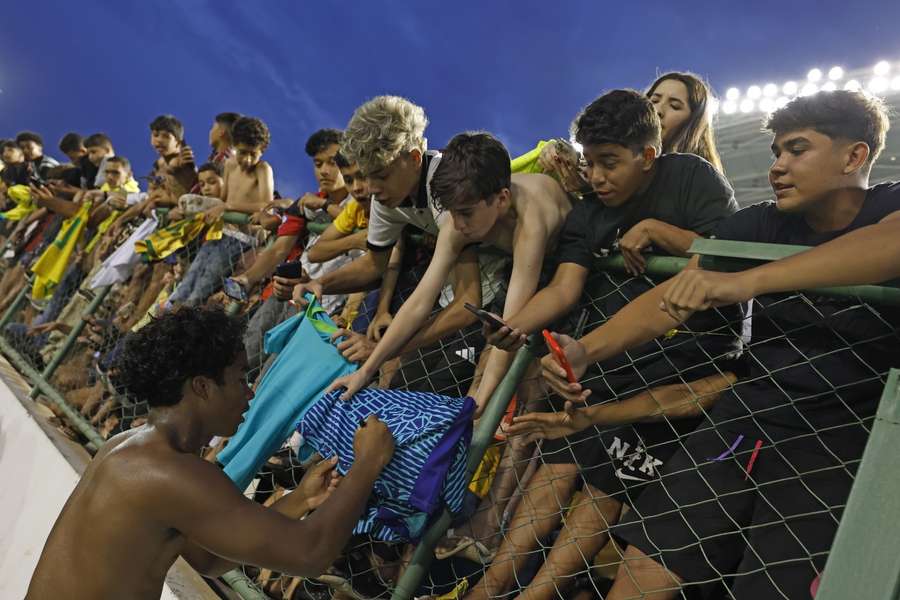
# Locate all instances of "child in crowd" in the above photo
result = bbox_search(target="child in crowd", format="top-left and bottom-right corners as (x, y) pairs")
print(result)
(16, 131), (59, 181)
(83, 133), (116, 189)
(208, 111), (241, 164)
(465, 89), (739, 600)
(166, 116), (273, 308)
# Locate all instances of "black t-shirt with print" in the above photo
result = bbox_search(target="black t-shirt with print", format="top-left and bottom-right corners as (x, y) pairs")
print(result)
(556, 153), (737, 268)
(709, 182), (900, 453)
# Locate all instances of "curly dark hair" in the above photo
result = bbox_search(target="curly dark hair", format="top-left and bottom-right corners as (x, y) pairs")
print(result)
(111, 308), (246, 407)
(571, 89), (662, 153)
(305, 128), (343, 157)
(232, 116), (271, 151)
(765, 90), (890, 169)
(431, 131), (511, 211)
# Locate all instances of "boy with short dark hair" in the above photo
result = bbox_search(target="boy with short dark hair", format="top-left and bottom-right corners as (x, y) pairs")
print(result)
(209, 111), (241, 164)
(16, 131), (59, 182)
(83, 133), (116, 188)
(166, 116), (273, 307)
(58, 132), (85, 163)
(542, 90), (899, 599)
(150, 114), (197, 197)
(465, 89), (740, 600)
(329, 131), (572, 408)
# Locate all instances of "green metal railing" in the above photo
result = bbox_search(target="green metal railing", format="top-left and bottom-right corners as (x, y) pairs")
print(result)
(391, 341), (537, 600)
(817, 369), (900, 600)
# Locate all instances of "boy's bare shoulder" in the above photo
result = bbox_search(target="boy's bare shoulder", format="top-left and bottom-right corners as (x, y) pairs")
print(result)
(255, 160), (273, 175)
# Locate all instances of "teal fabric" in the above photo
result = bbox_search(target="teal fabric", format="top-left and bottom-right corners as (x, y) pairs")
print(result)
(219, 295), (357, 490)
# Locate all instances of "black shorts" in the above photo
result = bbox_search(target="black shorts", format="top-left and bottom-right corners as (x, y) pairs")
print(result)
(539, 419), (696, 503)
(612, 422), (857, 599)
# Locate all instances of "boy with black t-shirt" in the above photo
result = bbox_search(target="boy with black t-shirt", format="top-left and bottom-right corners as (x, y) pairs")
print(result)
(539, 90), (899, 599)
(467, 90), (740, 600)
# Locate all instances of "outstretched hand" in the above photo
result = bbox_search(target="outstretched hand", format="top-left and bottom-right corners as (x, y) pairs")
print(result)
(326, 368), (375, 401)
(539, 332), (591, 403)
(504, 400), (591, 444)
(296, 456), (341, 511)
(659, 266), (752, 323)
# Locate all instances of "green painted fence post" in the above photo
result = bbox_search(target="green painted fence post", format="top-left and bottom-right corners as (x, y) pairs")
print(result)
(390, 341), (537, 600)
(816, 370), (900, 600)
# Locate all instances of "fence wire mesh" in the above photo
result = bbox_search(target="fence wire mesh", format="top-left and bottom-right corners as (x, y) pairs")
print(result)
(0, 181), (898, 600)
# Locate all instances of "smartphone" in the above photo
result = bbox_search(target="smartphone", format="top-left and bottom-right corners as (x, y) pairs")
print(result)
(274, 261), (304, 279)
(542, 329), (577, 383)
(464, 302), (507, 329)
(223, 278), (248, 302)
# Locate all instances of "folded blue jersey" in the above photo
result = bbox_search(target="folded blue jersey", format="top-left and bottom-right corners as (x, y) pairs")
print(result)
(219, 296), (357, 490)
(299, 388), (475, 542)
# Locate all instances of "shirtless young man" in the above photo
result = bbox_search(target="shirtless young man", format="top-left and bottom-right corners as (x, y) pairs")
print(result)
(329, 131), (571, 409)
(27, 308), (394, 600)
(166, 116), (274, 307)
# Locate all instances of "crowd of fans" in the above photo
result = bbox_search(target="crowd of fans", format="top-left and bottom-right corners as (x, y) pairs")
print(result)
(6, 69), (900, 600)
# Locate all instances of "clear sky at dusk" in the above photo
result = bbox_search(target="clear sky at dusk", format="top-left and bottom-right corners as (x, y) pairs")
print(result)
(2, 0), (899, 195)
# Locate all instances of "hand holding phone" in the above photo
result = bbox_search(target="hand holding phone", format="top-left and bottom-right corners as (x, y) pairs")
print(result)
(542, 329), (577, 383)
(223, 278), (248, 302)
(464, 302), (507, 330)
(274, 261), (304, 280)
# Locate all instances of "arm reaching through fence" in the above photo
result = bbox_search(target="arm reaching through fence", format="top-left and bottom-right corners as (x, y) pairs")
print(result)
(661, 213), (900, 322)
(508, 371), (737, 444)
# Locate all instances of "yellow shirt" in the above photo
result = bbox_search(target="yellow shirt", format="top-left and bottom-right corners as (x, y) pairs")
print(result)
(332, 199), (369, 234)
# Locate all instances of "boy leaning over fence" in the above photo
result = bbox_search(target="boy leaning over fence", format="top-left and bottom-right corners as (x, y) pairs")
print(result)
(538, 90), (900, 599)
(464, 89), (740, 600)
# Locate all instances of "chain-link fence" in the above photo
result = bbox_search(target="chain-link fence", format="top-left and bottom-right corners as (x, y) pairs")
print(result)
(1, 194), (898, 600)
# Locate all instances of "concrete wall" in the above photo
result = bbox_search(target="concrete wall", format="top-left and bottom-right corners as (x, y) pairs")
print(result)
(0, 378), (214, 599)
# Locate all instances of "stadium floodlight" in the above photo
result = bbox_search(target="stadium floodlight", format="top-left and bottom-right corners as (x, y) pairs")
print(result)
(725, 87), (741, 101)
(807, 68), (822, 82)
(869, 77), (889, 93)
(874, 60), (891, 77)
(821, 81), (837, 92)
(739, 98), (755, 113)
(782, 80), (799, 95)
(844, 79), (861, 91)
(775, 96), (790, 109)
(800, 82), (818, 96)
(892, 76), (900, 91)
(708, 97), (720, 116)
(828, 66), (844, 81)
(722, 100), (738, 114)
(763, 83), (778, 97)
(758, 97), (775, 113)
(747, 85), (762, 100)
(572, 142), (584, 154)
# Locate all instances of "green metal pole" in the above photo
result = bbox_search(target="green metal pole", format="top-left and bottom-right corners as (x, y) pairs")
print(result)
(0, 286), (29, 328)
(816, 370), (900, 600)
(390, 342), (537, 600)
(29, 286), (111, 399)
(220, 569), (268, 600)
(0, 334), (104, 451)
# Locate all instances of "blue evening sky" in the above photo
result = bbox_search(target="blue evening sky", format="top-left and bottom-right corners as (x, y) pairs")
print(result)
(2, 1), (899, 195)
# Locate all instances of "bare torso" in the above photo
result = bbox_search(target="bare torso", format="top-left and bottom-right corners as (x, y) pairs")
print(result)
(486, 173), (572, 254)
(26, 429), (193, 600)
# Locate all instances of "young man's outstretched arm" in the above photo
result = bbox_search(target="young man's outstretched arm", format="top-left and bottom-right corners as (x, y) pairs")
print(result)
(307, 224), (368, 263)
(164, 416), (393, 577)
(326, 227), (476, 399)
